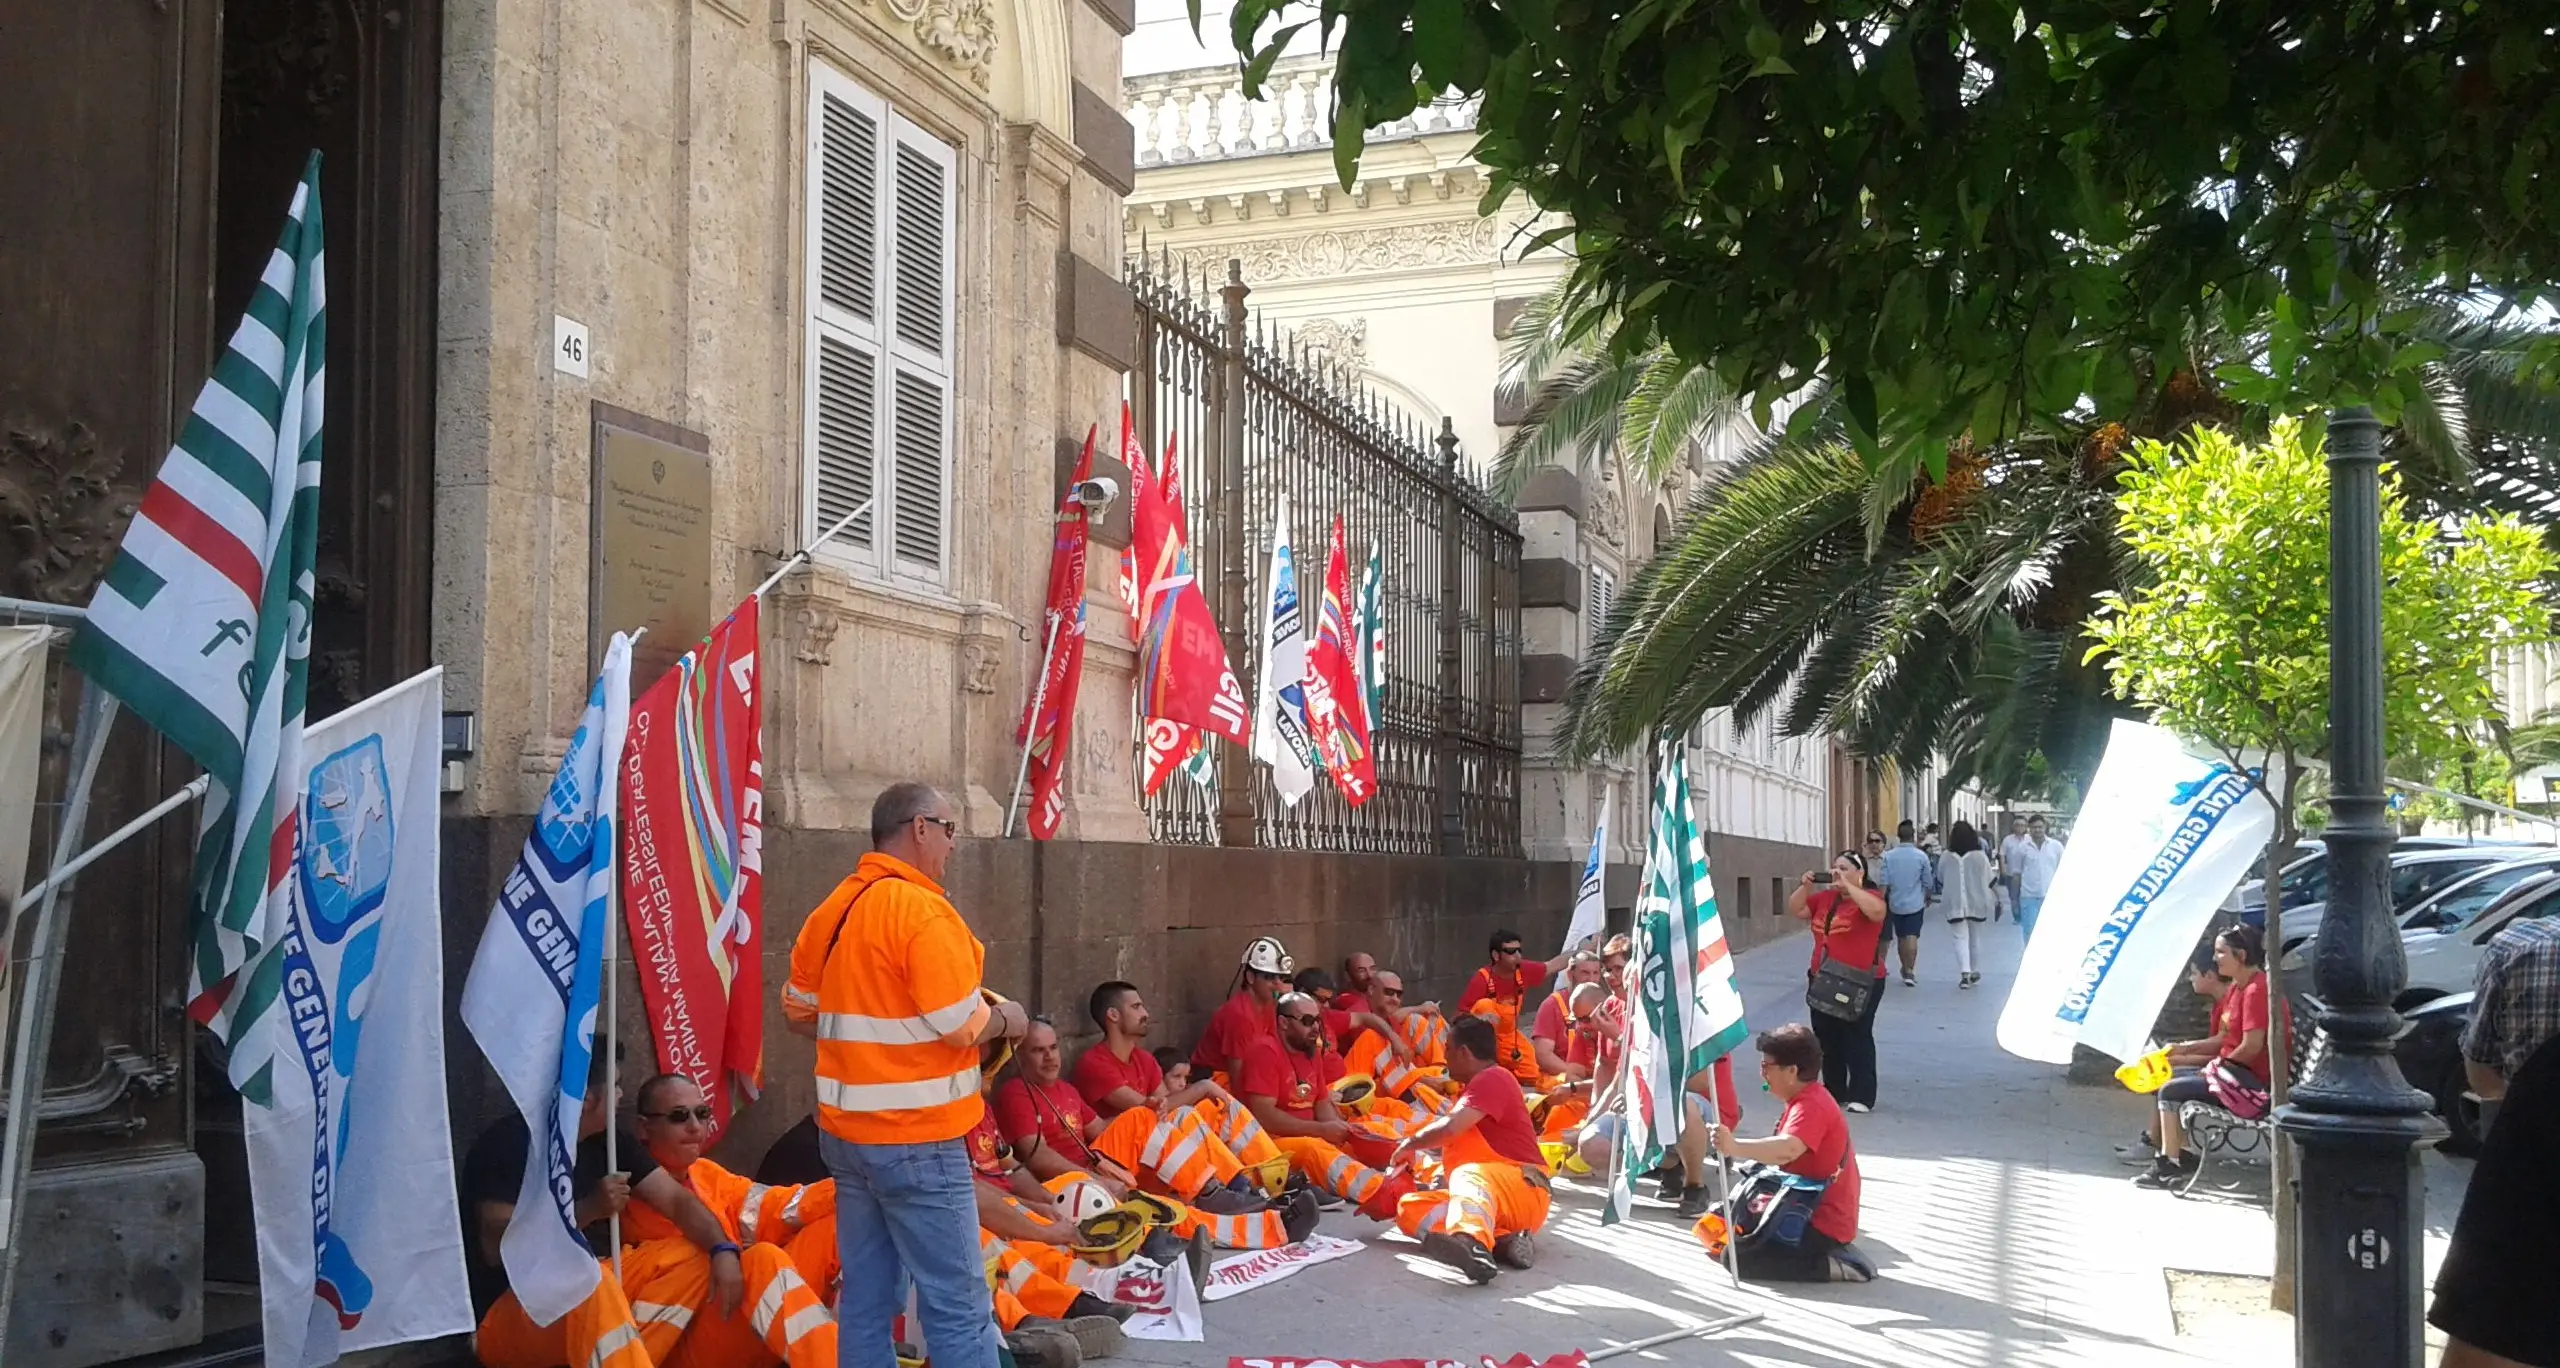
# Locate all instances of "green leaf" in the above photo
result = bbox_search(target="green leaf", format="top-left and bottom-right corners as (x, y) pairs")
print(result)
(1664, 123), (1696, 192)
(1412, 0), (1466, 88)
(1879, 37), (1923, 128)
(1333, 96), (1369, 190)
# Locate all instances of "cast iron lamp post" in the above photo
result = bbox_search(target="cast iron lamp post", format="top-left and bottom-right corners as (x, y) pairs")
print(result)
(2275, 404), (2444, 1365)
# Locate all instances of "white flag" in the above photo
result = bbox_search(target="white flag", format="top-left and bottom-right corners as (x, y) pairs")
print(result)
(243, 666), (472, 1365)
(1562, 786), (1611, 955)
(462, 635), (634, 1325)
(1252, 495), (1319, 806)
(1997, 719), (2275, 1066)
(0, 627), (53, 1029)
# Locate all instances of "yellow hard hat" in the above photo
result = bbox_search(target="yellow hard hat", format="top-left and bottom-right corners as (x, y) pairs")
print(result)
(977, 989), (1016, 1089)
(1331, 1074), (1377, 1115)
(1072, 1208), (1150, 1267)
(1117, 1191), (1187, 1230)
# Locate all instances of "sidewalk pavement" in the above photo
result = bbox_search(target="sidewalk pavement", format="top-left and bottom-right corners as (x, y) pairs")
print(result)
(1122, 913), (2475, 1367)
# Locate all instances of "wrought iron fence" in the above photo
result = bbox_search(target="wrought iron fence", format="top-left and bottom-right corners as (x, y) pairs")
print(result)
(1127, 256), (1523, 857)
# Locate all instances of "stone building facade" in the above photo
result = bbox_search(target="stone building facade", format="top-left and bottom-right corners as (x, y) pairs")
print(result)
(1124, 5), (1832, 950)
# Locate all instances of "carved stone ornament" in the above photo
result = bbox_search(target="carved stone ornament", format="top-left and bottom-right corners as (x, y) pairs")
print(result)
(1294, 318), (1368, 387)
(793, 604), (842, 665)
(1, 421), (139, 603)
(960, 639), (1001, 694)
(1185, 218), (1504, 287)
(914, 0), (998, 90)
(1590, 464), (1627, 550)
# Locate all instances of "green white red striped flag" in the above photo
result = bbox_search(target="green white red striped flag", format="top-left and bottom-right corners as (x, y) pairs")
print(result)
(1354, 539), (1385, 728)
(71, 152), (325, 1098)
(1606, 737), (1749, 1225)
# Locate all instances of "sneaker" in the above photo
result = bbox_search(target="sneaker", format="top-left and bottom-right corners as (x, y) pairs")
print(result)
(1193, 1181), (1271, 1216)
(1006, 1325), (1083, 1368)
(1280, 1187), (1320, 1244)
(1657, 1173), (1689, 1202)
(1065, 1292), (1133, 1324)
(1418, 1230), (1499, 1284)
(1025, 1314), (1128, 1361)
(1901, 971), (1918, 987)
(1674, 1183), (1712, 1220)
(1827, 1245), (1878, 1283)
(2115, 1134), (2160, 1166)
(2132, 1154), (2199, 1190)
(1845, 1101), (1873, 1114)
(1491, 1231), (1538, 1270)
(1185, 1227), (1214, 1288)
(1958, 973), (1976, 989)
(1138, 1229), (1183, 1267)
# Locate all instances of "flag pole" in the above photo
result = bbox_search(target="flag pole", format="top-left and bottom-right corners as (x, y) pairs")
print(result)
(1700, 1062), (1745, 1290)
(603, 628), (642, 1282)
(1002, 611), (1067, 839)
(749, 498), (876, 602)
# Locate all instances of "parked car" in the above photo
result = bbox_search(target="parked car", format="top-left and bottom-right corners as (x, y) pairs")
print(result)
(2280, 849), (2560, 971)
(2271, 845), (2545, 966)
(2392, 991), (2487, 1156)
(2401, 869), (2560, 1004)
(2231, 836), (2529, 921)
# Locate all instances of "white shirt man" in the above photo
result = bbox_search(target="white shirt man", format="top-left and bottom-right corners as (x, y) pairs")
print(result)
(2013, 819), (2065, 939)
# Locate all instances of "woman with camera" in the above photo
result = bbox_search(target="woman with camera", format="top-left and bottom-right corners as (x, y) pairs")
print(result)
(1787, 851), (1891, 1113)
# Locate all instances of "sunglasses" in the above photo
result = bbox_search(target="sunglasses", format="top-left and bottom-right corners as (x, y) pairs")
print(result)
(644, 1105), (716, 1125)
(1495, 946), (1523, 956)
(1283, 1013), (1321, 1027)
(916, 816), (958, 836)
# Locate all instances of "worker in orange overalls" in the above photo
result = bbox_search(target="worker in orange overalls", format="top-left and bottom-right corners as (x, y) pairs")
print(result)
(1341, 972), (1453, 1109)
(1528, 963), (1612, 1137)
(1388, 1013), (1556, 1285)
(620, 1075), (836, 1368)
(1460, 928), (1578, 1086)
(997, 1018), (1318, 1249)
(1239, 993), (1414, 1219)
(464, 1061), (752, 1368)
(1075, 980), (1294, 1198)
(1338, 956), (1449, 1070)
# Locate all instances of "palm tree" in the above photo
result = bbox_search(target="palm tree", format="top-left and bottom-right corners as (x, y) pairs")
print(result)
(1501, 280), (2560, 795)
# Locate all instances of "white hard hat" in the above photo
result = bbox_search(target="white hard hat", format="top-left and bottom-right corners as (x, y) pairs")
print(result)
(1059, 1179), (1116, 1224)
(1241, 936), (1293, 977)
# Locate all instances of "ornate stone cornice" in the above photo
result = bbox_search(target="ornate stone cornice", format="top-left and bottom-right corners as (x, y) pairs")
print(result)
(810, 0), (996, 90)
(1148, 216), (1507, 286)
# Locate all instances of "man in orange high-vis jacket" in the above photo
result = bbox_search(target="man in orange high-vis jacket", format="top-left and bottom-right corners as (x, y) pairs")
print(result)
(1342, 973), (1452, 1110)
(463, 1061), (747, 1368)
(1461, 929), (1576, 1086)
(785, 783), (1029, 1368)
(997, 1019), (1317, 1250)
(1388, 1015), (1555, 1285)
(1240, 994), (1414, 1220)
(624, 1076), (836, 1368)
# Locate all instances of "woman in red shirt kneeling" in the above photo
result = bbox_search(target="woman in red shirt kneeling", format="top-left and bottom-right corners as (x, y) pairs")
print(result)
(1710, 1023), (1875, 1284)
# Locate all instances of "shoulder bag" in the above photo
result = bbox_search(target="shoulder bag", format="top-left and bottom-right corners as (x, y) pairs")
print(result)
(1805, 891), (1887, 1022)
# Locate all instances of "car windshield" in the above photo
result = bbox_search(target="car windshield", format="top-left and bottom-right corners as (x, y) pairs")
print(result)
(2412, 862), (2559, 931)
(2278, 858), (2328, 907)
(2484, 881), (2560, 940)
(2391, 859), (2499, 911)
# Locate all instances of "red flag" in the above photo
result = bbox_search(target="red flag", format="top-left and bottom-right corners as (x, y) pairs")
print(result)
(1019, 427), (1095, 838)
(1116, 421), (1201, 797)
(619, 597), (765, 1134)
(1129, 418), (1248, 791)
(1304, 515), (1377, 805)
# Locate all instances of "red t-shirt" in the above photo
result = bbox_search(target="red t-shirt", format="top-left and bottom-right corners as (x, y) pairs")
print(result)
(1192, 991), (1276, 1076)
(1686, 1053), (1742, 1130)
(1322, 1006), (1359, 1053)
(1071, 1043), (1163, 1115)
(992, 1075), (1098, 1167)
(1335, 989), (1374, 1016)
(1531, 995), (1567, 1045)
(1776, 1082), (1860, 1244)
(964, 1109), (1010, 1182)
(2220, 974), (2271, 1068)
(1454, 1065), (1548, 1167)
(1461, 960), (1551, 1011)
(1239, 1035), (1339, 1120)
(1806, 890), (1888, 980)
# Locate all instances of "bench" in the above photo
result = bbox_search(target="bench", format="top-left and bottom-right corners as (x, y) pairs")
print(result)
(2171, 997), (2323, 1197)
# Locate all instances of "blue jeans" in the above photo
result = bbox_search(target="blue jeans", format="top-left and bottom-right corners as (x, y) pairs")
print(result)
(2018, 895), (2044, 940)
(821, 1129), (1000, 1368)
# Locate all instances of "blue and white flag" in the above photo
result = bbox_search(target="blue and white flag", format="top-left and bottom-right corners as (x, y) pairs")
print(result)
(1998, 718), (2276, 1066)
(1251, 495), (1319, 807)
(1561, 786), (1610, 956)
(461, 635), (634, 1326)
(243, 666), (472, 1366)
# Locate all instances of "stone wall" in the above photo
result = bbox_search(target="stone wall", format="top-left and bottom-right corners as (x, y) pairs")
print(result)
(441, 817), (1581, 1169)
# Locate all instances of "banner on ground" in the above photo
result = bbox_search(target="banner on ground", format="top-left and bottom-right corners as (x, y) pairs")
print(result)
(620, 600), (764, 1135)
(1131, 430), (1249, 793)
(1252, 493), (1319, 807)
(1200, 1234), (1363, 1301)
(1997, 718), (2276, 1066)
(1609, 738), (1748, 1227)
(1020, 425), (1096, 837)
(1230, 1355), (1590, 1368)
(1072, 1254), (1203, 1341)
(71, 152), (326, 1086)
(1561, 786), (1611, 956)
(462, 635), (634, 1325)
(244, 666), (472, 1366)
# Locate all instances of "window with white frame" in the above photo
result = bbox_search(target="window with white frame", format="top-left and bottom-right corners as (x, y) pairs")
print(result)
(803, 66), (958, 586)
(1584, 562), (1617, 651)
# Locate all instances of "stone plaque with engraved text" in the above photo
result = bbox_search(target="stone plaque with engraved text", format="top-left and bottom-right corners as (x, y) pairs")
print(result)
(591, 406), (714, 691)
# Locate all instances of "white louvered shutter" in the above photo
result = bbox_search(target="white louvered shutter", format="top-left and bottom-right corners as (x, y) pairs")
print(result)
(882, 118), (955, 580)
(809, 83), (882, 555)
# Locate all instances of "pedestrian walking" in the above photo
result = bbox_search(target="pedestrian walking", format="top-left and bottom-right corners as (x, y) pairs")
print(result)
(1997, 815), (2031, 922)
(784, 782), (1029, 1368)
(2429, 911), (2560, 1368)
(1937, 821), (1996, 987)
(2013, 815), (2065, 941)
(1788, 850), (1889, 1112)
(1877, 820), (1933, 987)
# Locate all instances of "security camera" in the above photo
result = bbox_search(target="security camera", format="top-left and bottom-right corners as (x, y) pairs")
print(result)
(1069, 476), (1120, 510)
